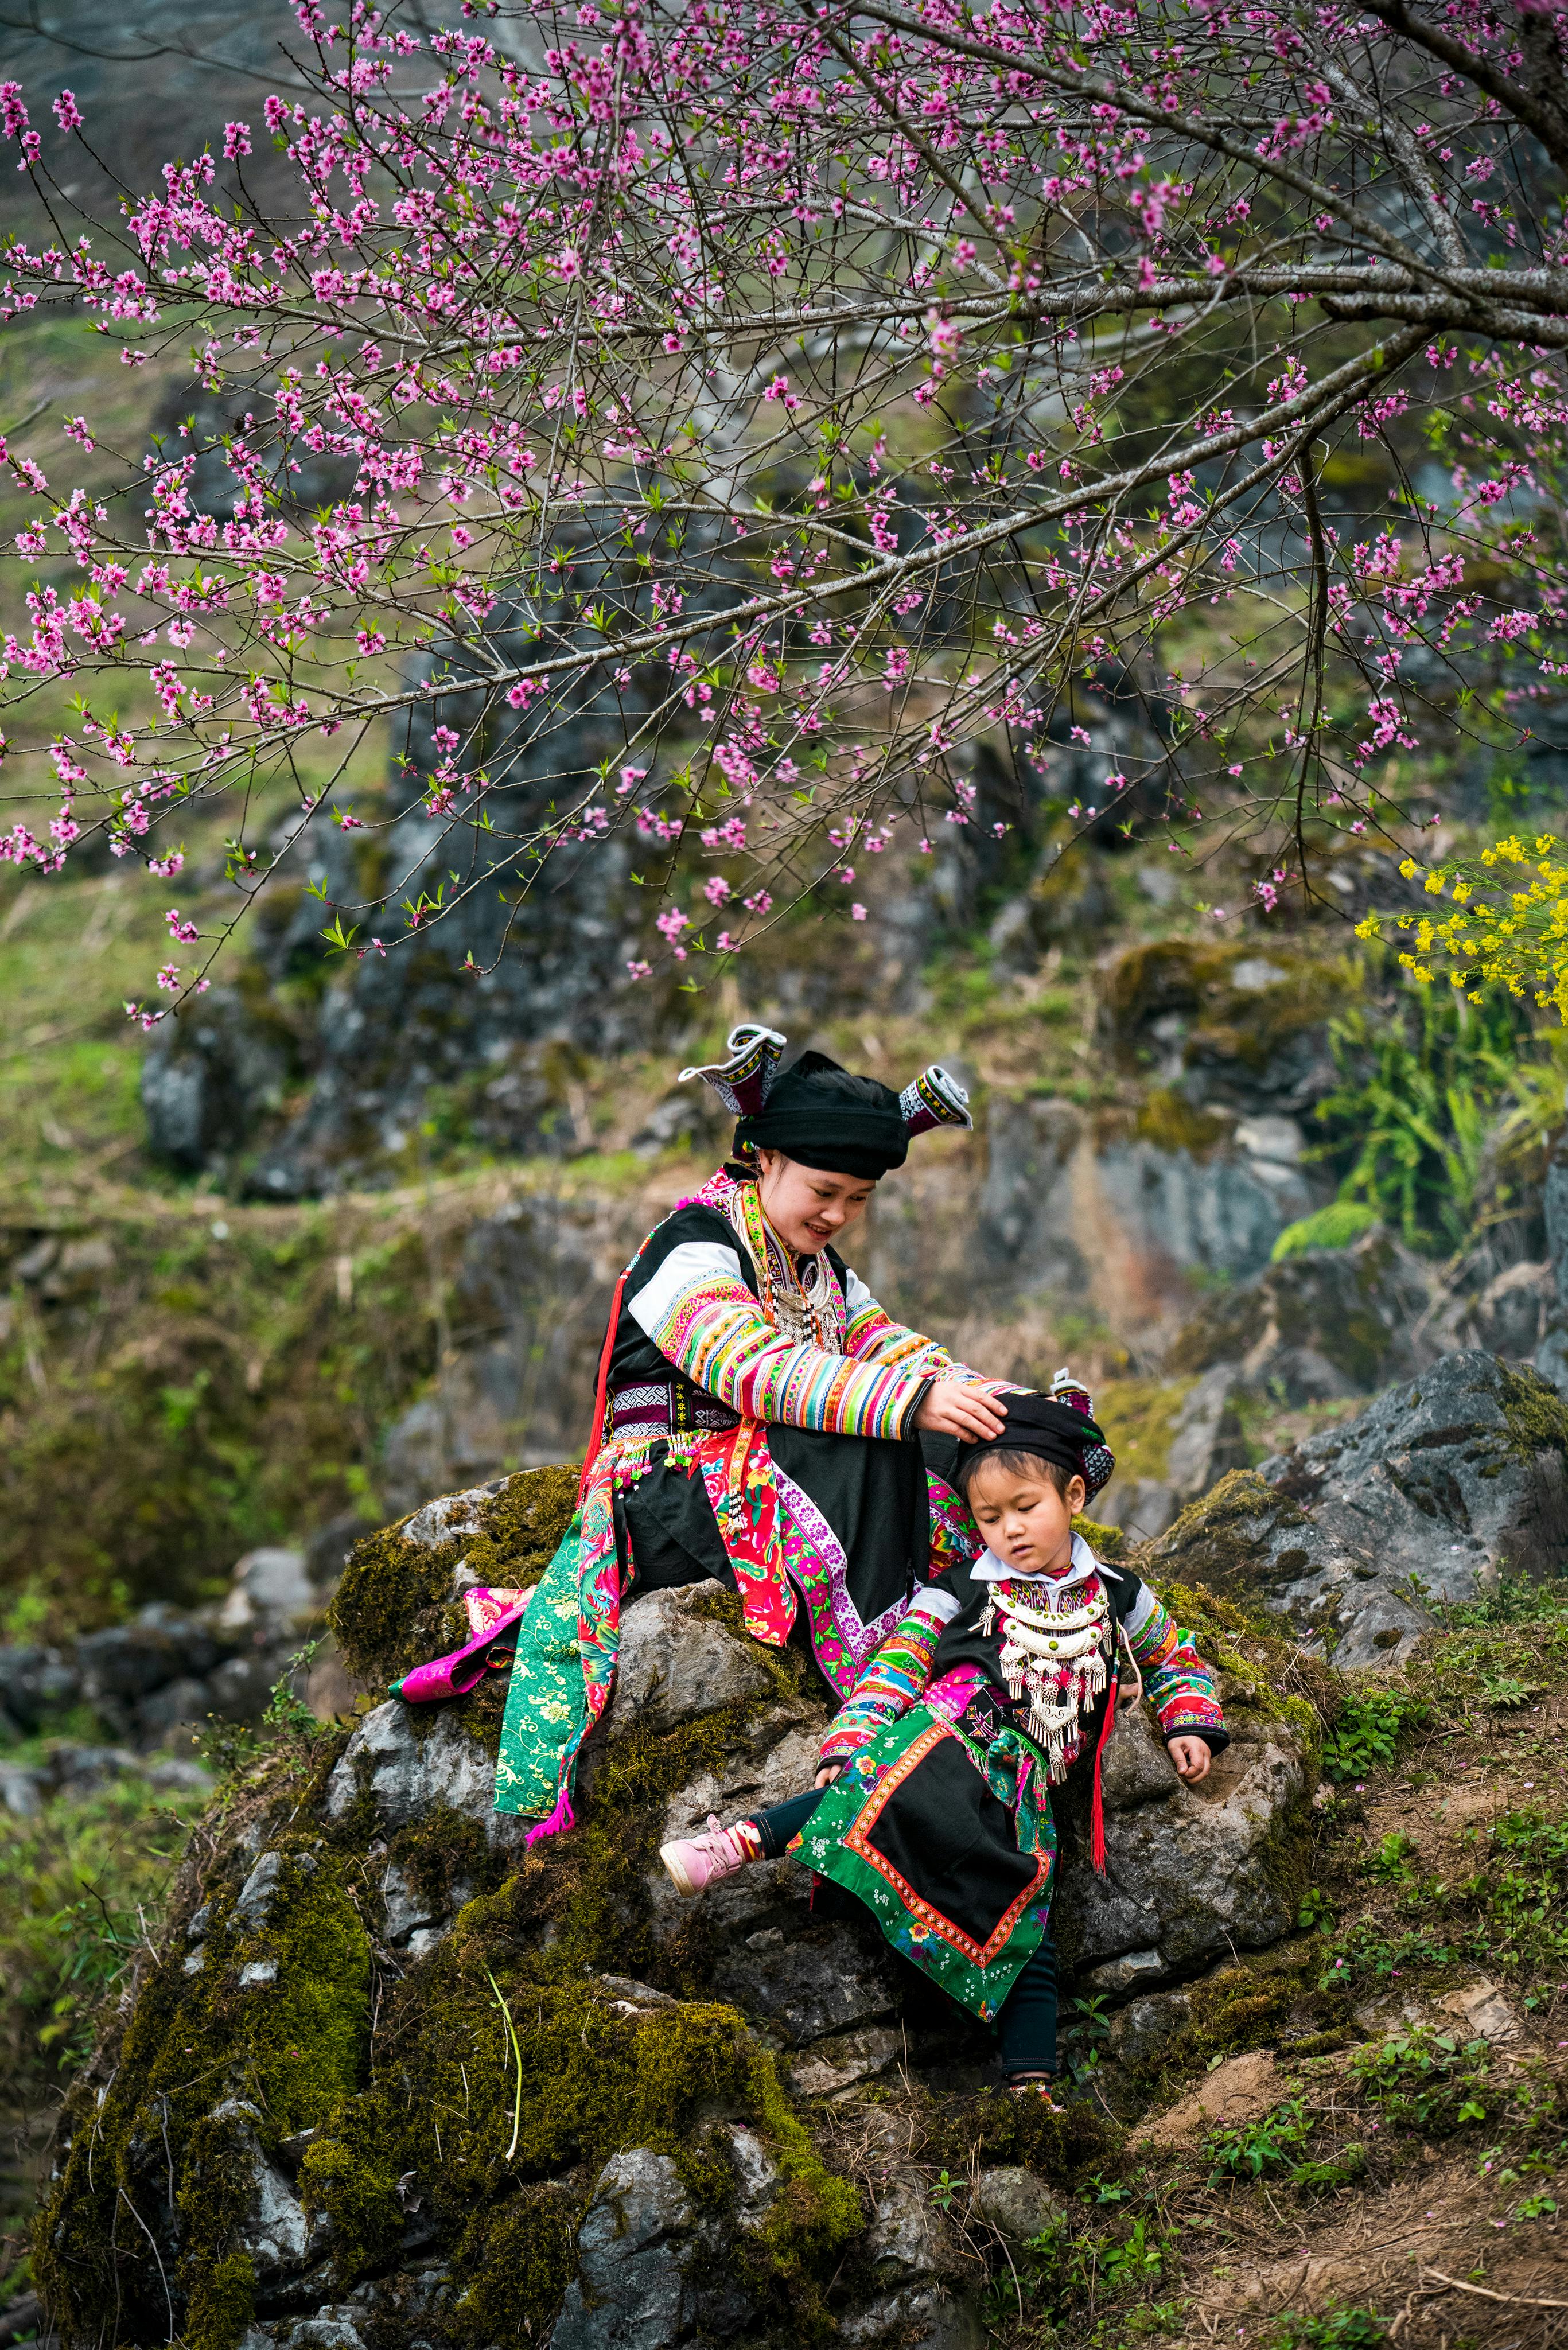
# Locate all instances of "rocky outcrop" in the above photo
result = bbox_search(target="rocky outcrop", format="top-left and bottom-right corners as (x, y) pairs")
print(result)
(1151, 1349), (1568, 1665)
(0, 1544), (320, 1753)
(34, 1460), (1320, 2350)
(1171, 1225), (1440, 1403)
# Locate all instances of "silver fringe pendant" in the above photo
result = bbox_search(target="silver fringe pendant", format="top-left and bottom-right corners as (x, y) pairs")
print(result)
(992, 1584), (1111, 1783)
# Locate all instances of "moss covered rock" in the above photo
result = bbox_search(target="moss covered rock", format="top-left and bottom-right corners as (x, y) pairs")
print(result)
(34, 1462), (1329, 2349)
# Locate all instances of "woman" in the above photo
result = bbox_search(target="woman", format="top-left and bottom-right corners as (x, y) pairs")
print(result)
(399, 1023), (1009, 1838)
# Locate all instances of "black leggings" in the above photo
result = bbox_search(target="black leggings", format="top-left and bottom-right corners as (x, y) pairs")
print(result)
(746, 1789), (1059, 2076)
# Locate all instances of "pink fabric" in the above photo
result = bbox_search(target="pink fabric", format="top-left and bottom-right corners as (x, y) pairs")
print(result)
(392, 1585), (532, 1702)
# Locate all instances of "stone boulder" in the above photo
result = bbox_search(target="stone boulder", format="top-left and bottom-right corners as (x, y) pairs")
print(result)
(33, 1460), (1317, 2350)
(1052, 1692), (1316, 1991)
(1150, 1349), (1568, 1664)
(1171, 1226), (1439, 1403)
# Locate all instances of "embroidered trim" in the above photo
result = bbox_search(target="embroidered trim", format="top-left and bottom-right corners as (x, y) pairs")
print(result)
(842, 1718), (1048, 1966)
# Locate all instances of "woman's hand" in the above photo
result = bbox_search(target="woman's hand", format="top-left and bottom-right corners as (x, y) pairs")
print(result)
(914, 1381), (1009, 1444)
(813, 1762), (843, 1789)
(1168, 1736), (1212, 1783)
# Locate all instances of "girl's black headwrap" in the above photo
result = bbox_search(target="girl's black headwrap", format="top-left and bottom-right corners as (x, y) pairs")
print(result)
(953, 1384), (1115, 1501)
(678, 1022), (971, 1182)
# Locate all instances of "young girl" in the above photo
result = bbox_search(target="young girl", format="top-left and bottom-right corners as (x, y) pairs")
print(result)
(659, 1386), (1228, 2103)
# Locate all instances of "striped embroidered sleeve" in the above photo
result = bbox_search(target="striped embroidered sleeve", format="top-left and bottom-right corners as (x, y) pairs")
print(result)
(1123, 1581), (1230, 1751)
(819, 1586), (963, 1763)
(630, 1247), (930, 1438)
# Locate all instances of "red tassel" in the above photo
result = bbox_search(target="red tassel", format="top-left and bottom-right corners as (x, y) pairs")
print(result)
(524, 1789), (577, 1847)
(1089, 1669), (1119, 1875)
(577, 1270), (628, 1502)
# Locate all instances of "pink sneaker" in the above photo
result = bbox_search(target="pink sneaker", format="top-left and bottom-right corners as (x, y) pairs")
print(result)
(659, 1815), (758, 1897)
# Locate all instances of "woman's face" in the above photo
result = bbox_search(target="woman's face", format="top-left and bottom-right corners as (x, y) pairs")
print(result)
(756, 1149), (876, 1254)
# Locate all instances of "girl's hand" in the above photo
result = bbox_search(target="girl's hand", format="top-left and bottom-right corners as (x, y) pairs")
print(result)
(813, 1762), (843, 1789)
(914, 1382), (1008, 1444)
(1169, 1736), (1212, 1783)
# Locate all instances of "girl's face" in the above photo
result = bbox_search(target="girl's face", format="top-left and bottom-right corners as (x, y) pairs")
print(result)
(755, 1149), (876, 1255)
(966, 1458), (1087, 1577)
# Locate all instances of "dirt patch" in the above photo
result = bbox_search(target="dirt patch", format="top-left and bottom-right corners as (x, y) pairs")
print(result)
(1141, 2051), (1285, 2147)
(1176, 2154), (1568, 2348)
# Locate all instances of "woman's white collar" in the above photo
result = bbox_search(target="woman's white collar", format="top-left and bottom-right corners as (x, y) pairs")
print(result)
(970, 1531), (1123, 1588)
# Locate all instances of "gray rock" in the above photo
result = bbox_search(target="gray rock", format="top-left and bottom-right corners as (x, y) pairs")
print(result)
(206, 1656), (282, 1722)
(712, 1923), (894, 2047)
(1165, 1365), (1250, 1502)
(722, 2123), (781, 2229)
(979, 1095), (1316, 1310)
(1108, 1989), (1193, 2071)
(1545, 1138), (1568, 1309)
(0, 1644), (80, 1733)
(141, 985), (291, 1172)
(1173, 1228), (1437, 1403)
(401, 1483), (507, 1551)
(233, 1851), (287, 1932)
(841, 2289), (985, 2349)
(608, 1586), (773, 1738)
(1464, 1260), (1554, 1361)
(866, 2174), (950, 2283)
(972, 2167), (1063, 2244)
(1155, 1349), (1568, 1664)
(137, 1676), (212, 1736)
(1080, 1947), (1169, 1998)
(0, 1765), (42, 1817)
(380, 1860), (442, 1947)
(549, 2150), (697, 2350)
(789, 2026), (900, 2097)
(219, 1548), (314, 1630)
(1055, 1708), (1313, 1985)
(208, 2100), (318, 2286)
(239, 1960), (279, 1988)
(326, 1701), (512, 1854)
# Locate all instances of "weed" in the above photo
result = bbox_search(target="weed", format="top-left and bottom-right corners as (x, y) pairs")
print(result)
(1314, 986), (1531, 1254)
(1062, 1994), (1114, 2085)
(1322, 1691), (1429, 1781)
(1297, 1885), (1334, 1929)
(1349, 2029), (1492, 2134)
(1367, 1831), (1419, 1882)
(1477, 1811), (1568, 1973)
(1271, 1202), (1380, 1262)
(0, 1767), (207, 2108)
(1205, 2099), (1313, 2186)
(1099, 2215), (1164, 2291)
(1270, 2306), (1389, 2350)
(1320, 1917), (1455, 1989)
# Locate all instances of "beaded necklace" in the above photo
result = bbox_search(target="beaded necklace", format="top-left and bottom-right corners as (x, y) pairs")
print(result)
(728, 1177), (835, 1347)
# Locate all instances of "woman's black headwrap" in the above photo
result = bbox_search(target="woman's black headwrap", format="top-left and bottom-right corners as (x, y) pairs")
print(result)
(952, 1379), (1115, 1502)
(679, 1023), (971, 1181)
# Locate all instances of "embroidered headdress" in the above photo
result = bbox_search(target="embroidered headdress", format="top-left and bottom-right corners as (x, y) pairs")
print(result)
(679, 1022), (971, 1181)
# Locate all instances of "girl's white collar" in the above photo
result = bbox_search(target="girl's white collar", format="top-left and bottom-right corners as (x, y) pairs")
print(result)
(970, 1531), (1123, 1589)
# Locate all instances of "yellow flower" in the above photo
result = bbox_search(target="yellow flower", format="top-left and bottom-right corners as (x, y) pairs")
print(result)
(1423, 871), (1445, 896)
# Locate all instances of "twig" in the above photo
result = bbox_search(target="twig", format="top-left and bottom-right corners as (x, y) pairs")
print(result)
(118, 2185), (176, 2343)
(1423, 2267), (1568, 2310)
